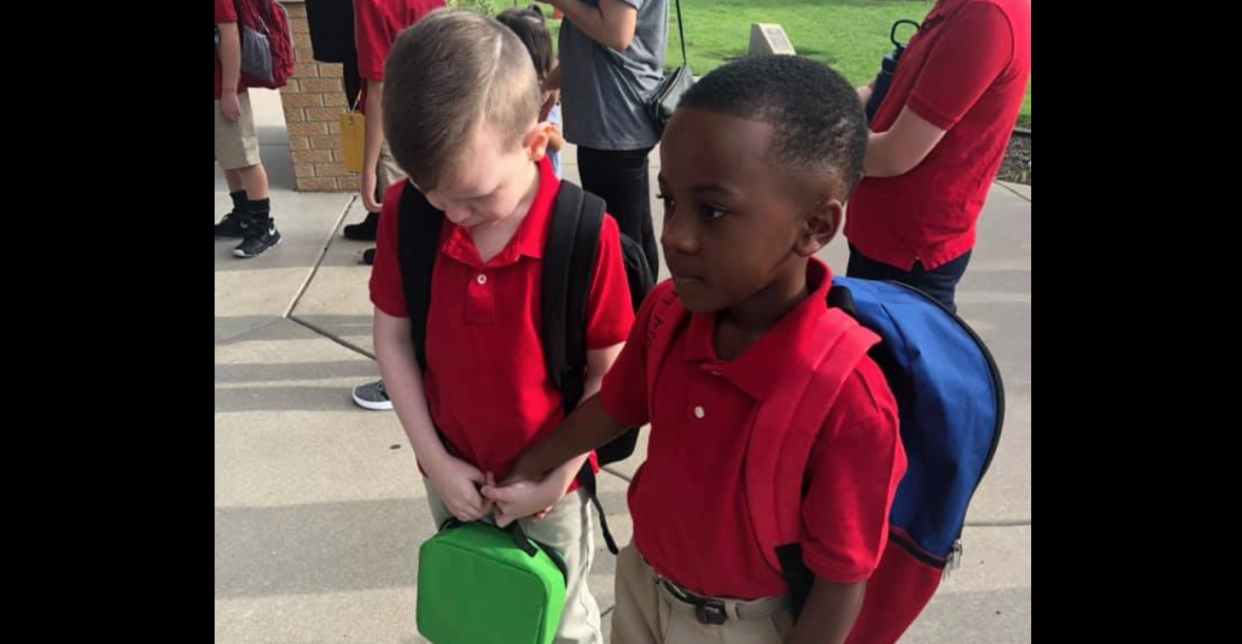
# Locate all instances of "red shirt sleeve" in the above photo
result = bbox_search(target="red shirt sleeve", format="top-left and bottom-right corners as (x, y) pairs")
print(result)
(215, 0), (237, 24)
(585, 214), (637, 350)
(369, 181), (411, 317)
(599, 281), (672, 428)
(354, 0), (394, 82)
(907, 2), (1015, 130)
(801, 357), (908, 584)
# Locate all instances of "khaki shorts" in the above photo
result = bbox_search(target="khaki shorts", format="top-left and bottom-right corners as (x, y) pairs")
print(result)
(612, 544), (796, 644)
(214, 92), (261, 170)
(377, 139), (406, 199)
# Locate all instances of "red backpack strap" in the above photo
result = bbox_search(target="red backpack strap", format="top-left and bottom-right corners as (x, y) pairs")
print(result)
(746, 308), (882, 575)
(643, 282), (689, 406)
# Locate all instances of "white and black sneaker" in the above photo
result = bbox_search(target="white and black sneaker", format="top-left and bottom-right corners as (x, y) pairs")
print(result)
(352, 379), (393, 411)
(234, 219), (282, 258)
(217, 192), (252, 239)
(215, 211), (252, 239)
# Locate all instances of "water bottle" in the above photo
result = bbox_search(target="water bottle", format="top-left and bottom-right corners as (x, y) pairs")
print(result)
(866, 20), (921, 123)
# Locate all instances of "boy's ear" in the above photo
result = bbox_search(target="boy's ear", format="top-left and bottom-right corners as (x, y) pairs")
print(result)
(523, 121), (552, 162)
(796, 196), (844, 257)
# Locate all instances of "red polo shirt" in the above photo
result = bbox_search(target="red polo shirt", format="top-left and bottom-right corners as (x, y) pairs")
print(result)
(601, 259), (907, 599)
(354, 0), (443, 113)
(370, 157), (635, 485)
(846, 0), (1032, 271)
(214, 0), (247, 99)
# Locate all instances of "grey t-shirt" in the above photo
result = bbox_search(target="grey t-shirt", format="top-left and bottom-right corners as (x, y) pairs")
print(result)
(558, 0), (669, 151)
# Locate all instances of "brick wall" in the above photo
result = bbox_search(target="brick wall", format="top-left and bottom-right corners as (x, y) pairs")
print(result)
(279, 1), (357, 192)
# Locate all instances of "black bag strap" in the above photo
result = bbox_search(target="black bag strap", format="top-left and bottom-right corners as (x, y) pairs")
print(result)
(673, 0), (687, 67)
(542, 181), (625, 555)
(396, 182), (445, 373)
(776, 544), (813, 621)
(541, 181), (604, 416)
(577, 465), (621, 555)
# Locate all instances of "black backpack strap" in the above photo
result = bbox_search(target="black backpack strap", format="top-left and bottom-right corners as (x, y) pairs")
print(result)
(542, 181), (604, 414)
(578, 466), (620, 555)
(543, 181), (623, 555)
(395, 181), (446, 373)
(776, 544), (814, 621)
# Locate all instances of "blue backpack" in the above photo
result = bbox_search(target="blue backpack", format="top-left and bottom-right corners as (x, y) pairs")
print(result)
(642, 276), (1004, 643)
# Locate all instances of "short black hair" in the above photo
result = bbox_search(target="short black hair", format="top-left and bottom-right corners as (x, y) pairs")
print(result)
(495, 5), (554, 81)
(678, 55), (868, 198)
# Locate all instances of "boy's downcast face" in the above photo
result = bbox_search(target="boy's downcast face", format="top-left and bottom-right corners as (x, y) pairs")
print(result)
(422, 119), (548, 230)
(658, 108), (827, 314)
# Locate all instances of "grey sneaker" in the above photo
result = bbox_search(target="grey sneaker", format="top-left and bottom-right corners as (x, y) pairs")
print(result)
(352, 379), (393, 411)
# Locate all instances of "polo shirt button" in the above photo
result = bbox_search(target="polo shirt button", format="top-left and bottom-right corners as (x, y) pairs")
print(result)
(477, 274), (488, 285)
(694, 406), (705, 419)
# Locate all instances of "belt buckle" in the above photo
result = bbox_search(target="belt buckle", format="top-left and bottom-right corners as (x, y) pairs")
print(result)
(694, 599), (728, 625)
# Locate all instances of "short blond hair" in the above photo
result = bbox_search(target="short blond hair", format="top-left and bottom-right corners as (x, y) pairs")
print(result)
(383, 9), (542, 192)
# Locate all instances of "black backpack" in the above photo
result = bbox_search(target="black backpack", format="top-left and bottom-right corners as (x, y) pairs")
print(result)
(396, 179), (655, 554)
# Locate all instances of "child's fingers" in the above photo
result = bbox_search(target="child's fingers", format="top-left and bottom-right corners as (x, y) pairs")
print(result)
(480, 483), (520, 504)
(458, 485), (486, 517)
(465, 466), (487, 484)
(479, 473), (500, 499)
(451, 505), (475, 523)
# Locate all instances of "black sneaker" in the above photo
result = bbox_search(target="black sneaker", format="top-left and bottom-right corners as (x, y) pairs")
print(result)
(215, 211), (252, 239)
(234, 219), (283, 258)
(362, 248), (376, 265)
(344, 211), (380, 241)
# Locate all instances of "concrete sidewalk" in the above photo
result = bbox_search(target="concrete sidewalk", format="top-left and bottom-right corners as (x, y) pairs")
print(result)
(215, 89), (1031, 644)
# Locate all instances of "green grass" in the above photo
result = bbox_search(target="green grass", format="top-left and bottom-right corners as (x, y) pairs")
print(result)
(541, 0), (1030, 128)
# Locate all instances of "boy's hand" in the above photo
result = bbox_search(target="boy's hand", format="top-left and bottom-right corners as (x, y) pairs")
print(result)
(362, 169), (383, 214)
(540, 89), (559, 122)
(482, 471), (565, 528)
(425, 454), (493, 522)
(498, 454), (545, 488)
(220, 91), (242, 122)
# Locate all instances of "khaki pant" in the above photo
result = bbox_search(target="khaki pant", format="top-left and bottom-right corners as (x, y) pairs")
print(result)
(377, 140), (405, 200)
(423, 481), (603, 644)
(214, 93), (261, 170)
(612, 544), (796, 644)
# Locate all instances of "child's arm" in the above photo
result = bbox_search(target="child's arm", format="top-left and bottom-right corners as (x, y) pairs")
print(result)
(788, 579), (867, 644)
(544, 61), (562, 92)
(862, 108), (944, 178)
(217, 22), (242, 121)
(500, 393), (630, 489)
(361, 80), (386, 214)
(486, 215), (638, 521)
(540, 62), (561, 121)
(374, 308), (494, 522)
(485, 342), (625, 526)
(796, 361), (906, 642)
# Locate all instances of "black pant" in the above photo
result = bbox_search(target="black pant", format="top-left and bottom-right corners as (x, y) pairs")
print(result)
(576, 146), (659, 277)
(846, 244), (972, 314)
